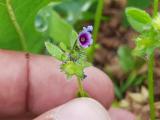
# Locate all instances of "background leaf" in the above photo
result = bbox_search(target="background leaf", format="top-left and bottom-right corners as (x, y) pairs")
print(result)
(53, 0), (96, 24)
(37, 6), (78, 49)
(0, 0), (52, 53)
(125, 7), (152, 32)
(122, 0), (151, 27)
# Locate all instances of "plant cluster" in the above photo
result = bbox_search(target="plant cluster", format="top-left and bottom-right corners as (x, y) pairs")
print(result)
(45, 25), (93, 97)
(125, 0), (159, 119)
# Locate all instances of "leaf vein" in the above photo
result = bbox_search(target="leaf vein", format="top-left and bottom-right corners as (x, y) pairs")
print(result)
(6, 0), (28, 51)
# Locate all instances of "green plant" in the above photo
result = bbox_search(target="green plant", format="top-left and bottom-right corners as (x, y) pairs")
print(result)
(0, 0), (53, 53)
(35, 0), (106, 62)
(125, 0), (160, 119)
(123, 0), (151, 27)
(39, 5), (93, 97)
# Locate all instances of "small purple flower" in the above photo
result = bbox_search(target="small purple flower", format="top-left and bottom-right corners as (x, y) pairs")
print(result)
(78, 26), (93, 48)
(83, 25), (93, 33)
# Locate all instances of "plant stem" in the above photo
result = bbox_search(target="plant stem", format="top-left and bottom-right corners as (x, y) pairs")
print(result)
(147, 0), (159, 119)
(88, 0), (104, 61)
(6, 0), (28, 51)
(77, 78), (85, 97)
(93, 0), (104, 44)
(153, 0), (159, 17)
(148, 52), (155, 120)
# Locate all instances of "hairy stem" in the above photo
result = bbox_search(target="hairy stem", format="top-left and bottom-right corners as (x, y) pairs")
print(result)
(6, 0), (28, 51)
(148, 52), (155, 120)
(77, 78), (85, 97)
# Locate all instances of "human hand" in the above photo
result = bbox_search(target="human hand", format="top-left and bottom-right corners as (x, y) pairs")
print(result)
(0, 50), (135, 120)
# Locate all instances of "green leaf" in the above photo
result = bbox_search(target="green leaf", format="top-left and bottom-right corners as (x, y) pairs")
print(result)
(45, 41), (66, 61)
(0, 0), (52, 53)
(122, 0), (151, 27)
(125, 7), (152, 32)
(40, 9), (78, 49)
(59, 42), (68, 52)
(53, 0), (96, 24)
(118, 46), (135, 72)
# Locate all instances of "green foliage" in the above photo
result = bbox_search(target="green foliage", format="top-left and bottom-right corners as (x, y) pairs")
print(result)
(114, 83), (123, 99)
(123, 0), (151, 27)
(125, 7), (152, 32)
(0, 0), (52, 53)
(87, 0), (104, 62)
(61, 61), (85, 79)
(59, 42), (69, 52)
(133, 30), (160, 56)
(42, 5), (92, 97)
(127, 0), (151, 9)
(126, 7), (160, 57)
(126, 1), (158, 118)
(60, 49), (90, 80)
(38, 3), (92, 83)
(118, 46), (135, 72)
(48, 10), (78, 49)
(45, 41), (67, 61)
(152, 14), (160, 31)
(53, 0), (96, 24)
(116, 45), (145, 99)
(37, 5), (78, 49)
(120, 72), (145, 93)
(114, 72), (145, 100)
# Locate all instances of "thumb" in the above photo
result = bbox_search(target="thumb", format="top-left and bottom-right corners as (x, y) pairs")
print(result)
(34, 98), (111, 120)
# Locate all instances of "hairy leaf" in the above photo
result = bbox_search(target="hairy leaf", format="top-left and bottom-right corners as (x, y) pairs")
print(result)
(45, 41), (66, 61)
(60, 61), (85, 80)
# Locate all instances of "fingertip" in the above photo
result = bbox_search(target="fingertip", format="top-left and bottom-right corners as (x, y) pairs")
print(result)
(84, 66), (115, 108)
(34, 98), (111, 120)
(0, 50), (28, 116)
(29, 55), (114, 114)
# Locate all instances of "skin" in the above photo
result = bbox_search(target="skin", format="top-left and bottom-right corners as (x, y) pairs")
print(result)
(0, 49), (135, 120)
